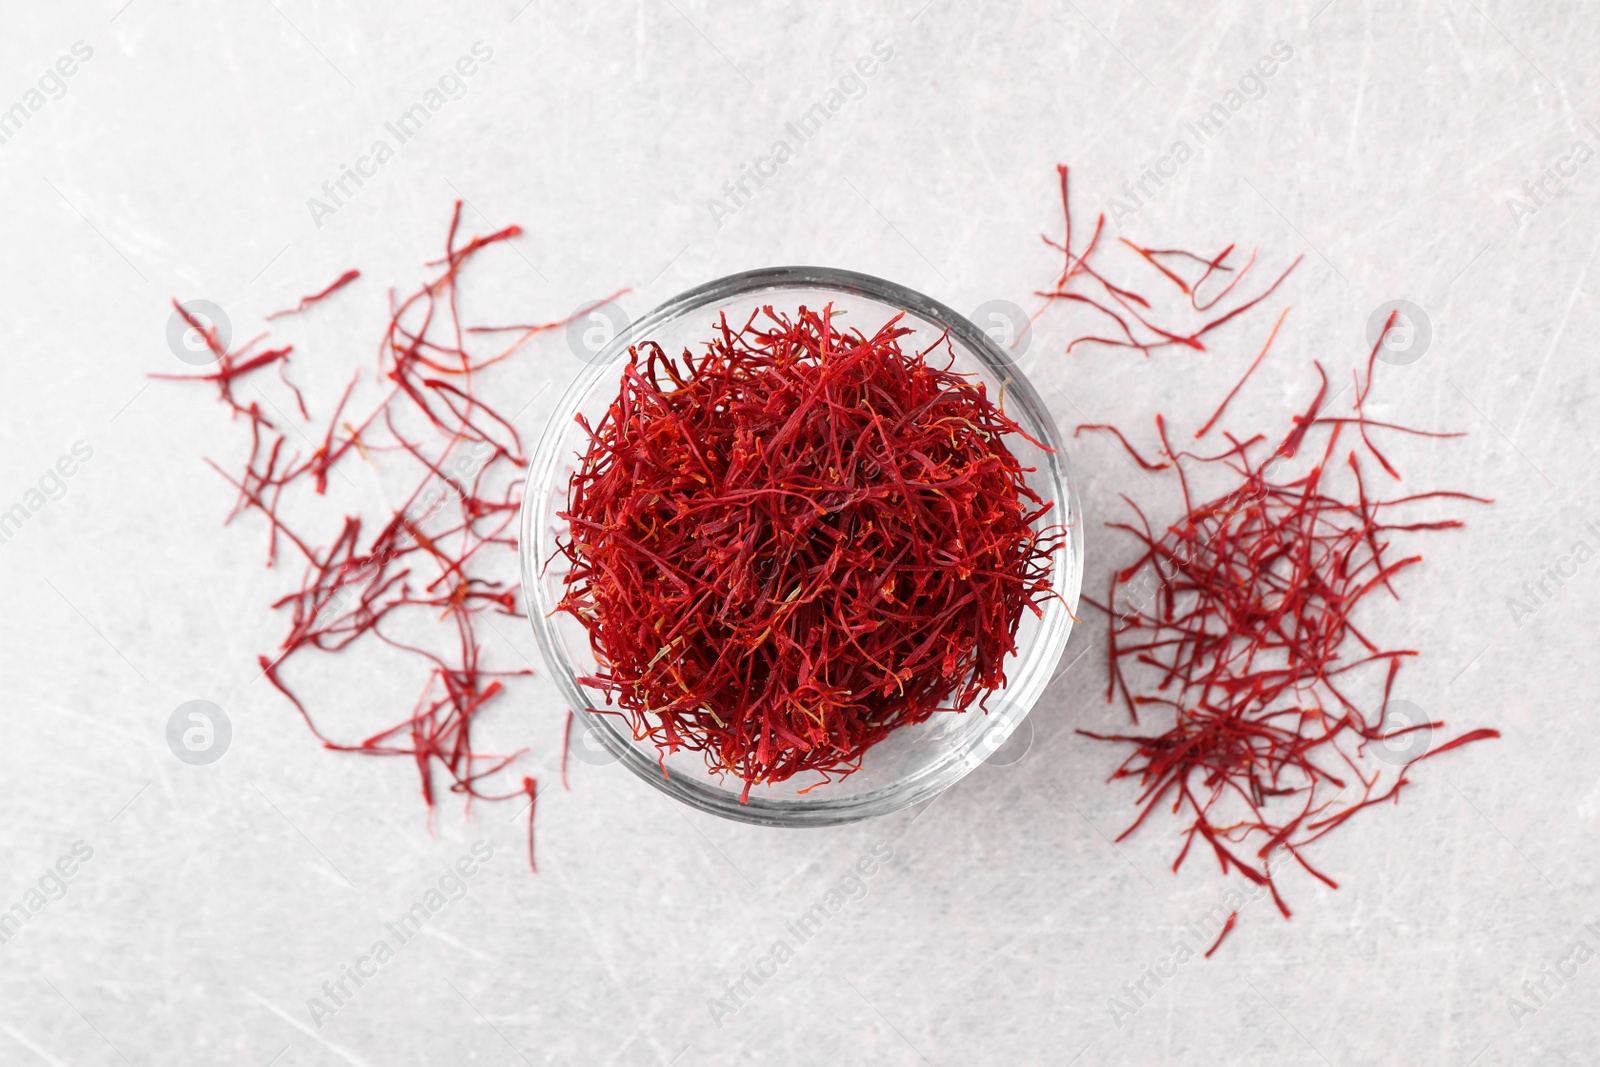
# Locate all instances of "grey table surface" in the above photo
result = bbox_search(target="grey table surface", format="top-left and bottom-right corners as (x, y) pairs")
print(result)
(1, 2), (1596, 1065)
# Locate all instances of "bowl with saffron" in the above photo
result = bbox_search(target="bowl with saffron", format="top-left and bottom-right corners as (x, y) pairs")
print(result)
(521, 267), (1082, 825)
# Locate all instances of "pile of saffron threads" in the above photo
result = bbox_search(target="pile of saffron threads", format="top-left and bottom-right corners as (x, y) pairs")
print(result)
(1037, 164), (1500, 939)
(157, 205), (620, 870)
(555, 306), (1063, 800)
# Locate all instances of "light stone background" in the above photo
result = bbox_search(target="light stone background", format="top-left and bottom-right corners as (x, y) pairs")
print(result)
(1, 1), (1596, 1064)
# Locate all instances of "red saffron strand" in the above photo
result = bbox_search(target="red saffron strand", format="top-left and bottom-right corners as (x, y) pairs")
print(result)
(522, 777), (538, 873)
(1194, 306), (1290, 440)
(265, 269), (362, 319)
(561, 710), (573, 792)
(1073, 424), (1170, 471)
(1204, 910), (1239, 958)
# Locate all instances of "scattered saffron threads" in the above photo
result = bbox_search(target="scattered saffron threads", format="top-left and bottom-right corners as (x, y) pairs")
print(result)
(1076, 361), (1498, 922)
(158, 205), (589, 873)
(556, 306), (1063, 800)
(1204, 910), (1239, 958)
(1038, 164), (1500, 936)
(1035, 164), (1302, 357)
(265, 269), (363, 320)
(150, 309), (293, 424)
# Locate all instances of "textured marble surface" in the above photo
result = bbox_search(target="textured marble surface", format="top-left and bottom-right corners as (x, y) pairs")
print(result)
(1, 2), (1596, 1064)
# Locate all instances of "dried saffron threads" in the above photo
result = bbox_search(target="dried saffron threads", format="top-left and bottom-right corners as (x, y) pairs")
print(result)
(158, 205), (590, 871)
(1079, 380), (1497, 917)
(556, 306), (1063, 800)
(1037, 164), (1500, 928)
(1035, 164), (1302, 358)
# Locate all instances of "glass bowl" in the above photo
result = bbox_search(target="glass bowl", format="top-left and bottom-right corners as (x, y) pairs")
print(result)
(519, 267), (1082, 826)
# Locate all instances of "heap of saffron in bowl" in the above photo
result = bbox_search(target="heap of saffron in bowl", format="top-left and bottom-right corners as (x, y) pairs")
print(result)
(555, 306), (1059, 799)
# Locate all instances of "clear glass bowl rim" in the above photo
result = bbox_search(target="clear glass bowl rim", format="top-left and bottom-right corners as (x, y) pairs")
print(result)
(519, 265), (1083, 827)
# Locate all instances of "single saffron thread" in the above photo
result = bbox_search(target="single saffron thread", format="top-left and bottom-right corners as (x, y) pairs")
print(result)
(1194, 306), (1290, 440)
(265, 269), (362, 320)
(1204, 910), (1238, 958)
